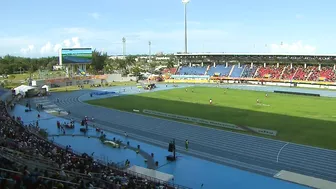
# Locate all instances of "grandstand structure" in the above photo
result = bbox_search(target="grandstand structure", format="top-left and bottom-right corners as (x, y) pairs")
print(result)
(171, 53), (336, 84)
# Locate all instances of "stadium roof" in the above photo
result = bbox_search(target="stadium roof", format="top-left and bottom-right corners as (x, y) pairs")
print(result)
(174, 52), (336, 57)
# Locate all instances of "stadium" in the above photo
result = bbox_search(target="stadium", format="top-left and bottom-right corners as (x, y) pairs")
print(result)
(2, 50), (336, 188)
(169, 52), (336, 85)
(1, 1), (336, 189)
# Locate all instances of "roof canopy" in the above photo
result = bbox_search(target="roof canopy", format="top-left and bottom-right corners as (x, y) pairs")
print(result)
(14, 85), (35, 95)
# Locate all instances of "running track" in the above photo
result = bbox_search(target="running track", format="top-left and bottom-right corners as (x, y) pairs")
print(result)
(46, 90), (336, 182)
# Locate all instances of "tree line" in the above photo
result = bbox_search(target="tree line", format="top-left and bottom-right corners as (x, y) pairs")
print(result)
(0, 50), (175, 76)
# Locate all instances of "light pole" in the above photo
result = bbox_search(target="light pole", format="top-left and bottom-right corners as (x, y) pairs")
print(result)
(148, 41), (152, 62)
(182, 0), (190, 54)
(122, 37), (126, 56)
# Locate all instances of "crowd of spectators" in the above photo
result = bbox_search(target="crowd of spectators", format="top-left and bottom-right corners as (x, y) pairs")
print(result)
(254, 65), (284, 79)
(174, 63), (336, 82)
(307, 66), (319, 81)
(241, 65), (258, 78)
(319, 66), (336, 82)
(0, 100), (177, 189)
(174, 64), (336, 82)
(281, 66), (296, 80)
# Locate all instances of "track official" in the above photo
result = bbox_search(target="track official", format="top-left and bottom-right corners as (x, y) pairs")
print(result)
(185, 139), (189, 150)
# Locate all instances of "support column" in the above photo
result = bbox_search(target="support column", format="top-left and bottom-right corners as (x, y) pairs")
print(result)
(238, 62), (241, 67)
(226, 62), (228, 67)
(189, 63), (191, 67)
(264, 63), (266, 67)
(251, 62), (253, 68)
(201, 62), (204, 67)
(213, 62), (216, 67)
(277, 63), (279, 68)
(304, 63), (307, 68)
(290, 63), (293, 69)
(319, 64), (321, 70)
(334, 64), (336, 70)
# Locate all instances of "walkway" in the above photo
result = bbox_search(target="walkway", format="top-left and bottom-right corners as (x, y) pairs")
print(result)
(49, 133), (156, 169)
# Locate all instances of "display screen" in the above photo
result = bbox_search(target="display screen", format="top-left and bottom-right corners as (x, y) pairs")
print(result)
(61, 48), (92, 64)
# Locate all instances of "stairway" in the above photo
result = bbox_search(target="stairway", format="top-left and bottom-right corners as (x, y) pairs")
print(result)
(205, 65), (210, 75)
(240, 65), (247, 78)
(253, 67), (260, 78)
(291, 67), (299, 80)
(228, 65), (235, 77)
(279, 66), (287, 79)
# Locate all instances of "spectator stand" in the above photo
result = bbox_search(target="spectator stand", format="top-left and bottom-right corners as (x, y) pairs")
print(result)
(0, 99), (190, 189)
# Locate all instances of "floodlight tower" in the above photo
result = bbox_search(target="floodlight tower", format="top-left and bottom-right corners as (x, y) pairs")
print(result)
(122, 37), (126, 56)
(148, 41), (152, 62)
(182, 0), (190, 53)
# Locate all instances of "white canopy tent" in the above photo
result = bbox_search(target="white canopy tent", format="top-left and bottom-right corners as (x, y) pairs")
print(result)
(14, 85), (35, 96)
(42, 85), (49, 92)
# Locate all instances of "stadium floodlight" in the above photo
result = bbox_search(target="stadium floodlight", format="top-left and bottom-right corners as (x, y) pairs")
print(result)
(182, 0), (190, 53)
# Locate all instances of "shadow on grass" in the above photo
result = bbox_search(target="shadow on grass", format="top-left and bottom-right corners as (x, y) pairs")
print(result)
(86, 95), (336, 150)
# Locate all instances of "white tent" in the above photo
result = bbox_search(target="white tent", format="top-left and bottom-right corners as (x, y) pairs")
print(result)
(42, 85), (49, 92)
(14, 85), (35, 96)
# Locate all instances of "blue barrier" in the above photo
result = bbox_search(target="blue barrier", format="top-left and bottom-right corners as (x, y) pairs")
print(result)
(91, 91), (116, 96)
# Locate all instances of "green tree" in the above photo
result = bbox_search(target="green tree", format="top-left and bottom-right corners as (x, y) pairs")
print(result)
(166, 59), (175, 68)
(125, 56), (136, 66)
(92, 50), (108, 72)
(131, 66), (142, 77)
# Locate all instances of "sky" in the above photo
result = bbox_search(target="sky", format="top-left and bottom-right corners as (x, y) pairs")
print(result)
(1, 0), (336, 57)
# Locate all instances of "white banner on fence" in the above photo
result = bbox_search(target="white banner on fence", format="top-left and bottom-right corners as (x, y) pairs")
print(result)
(143, 109), (277, 136)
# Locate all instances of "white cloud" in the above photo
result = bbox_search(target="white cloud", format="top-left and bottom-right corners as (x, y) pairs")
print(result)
(270, 41), (316, 54)
(40, 42), (53, 54)
(20, 45), (34, 54)
(89, 13), (101, 19)
(40, 37), (82, 54)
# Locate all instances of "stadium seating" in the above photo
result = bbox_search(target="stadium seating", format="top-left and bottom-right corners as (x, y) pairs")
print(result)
(178, 66), (207, 75)
(0, 101), (178, 189)
(207, 65), (232, 77)
(307, 66), (319, 81)
(254, 65), (284, 79)
(174, 63), (336, 82)
(281, 66), (297, 80)
(319, 66), (336, 81)
(292, 65), (316, 81)
(162, 67), (177, 75)
(305, 66), (336, 82)
(230, 65), (245, 78)
(241, 65), (258, 78)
